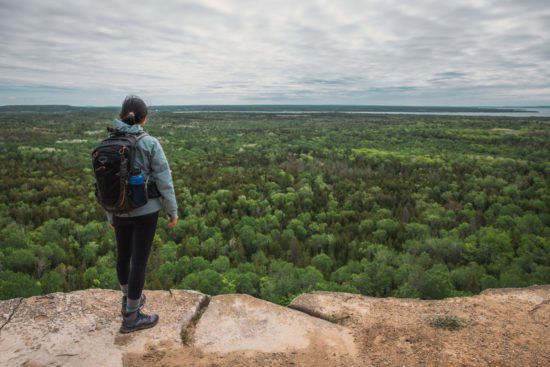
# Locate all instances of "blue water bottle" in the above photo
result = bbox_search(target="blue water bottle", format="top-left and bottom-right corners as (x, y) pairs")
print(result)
(129, 170), (147, 207)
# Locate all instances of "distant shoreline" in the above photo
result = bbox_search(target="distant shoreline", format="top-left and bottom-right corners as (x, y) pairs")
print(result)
(0, 104), (540, 113)
(1, 104), (549, 117)
(167, 105), (536, 114)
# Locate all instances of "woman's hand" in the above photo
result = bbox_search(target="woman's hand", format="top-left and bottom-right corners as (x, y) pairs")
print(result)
(167, 215), (178, 229)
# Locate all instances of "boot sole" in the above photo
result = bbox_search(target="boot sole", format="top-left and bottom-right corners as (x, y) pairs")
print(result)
(119, 317), (159, 334)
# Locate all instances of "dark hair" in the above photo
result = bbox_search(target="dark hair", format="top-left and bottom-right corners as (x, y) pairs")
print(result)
(119, 95), (148, 125)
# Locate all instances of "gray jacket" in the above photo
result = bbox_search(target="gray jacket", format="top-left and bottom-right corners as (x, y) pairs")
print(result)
(105, 119), (178, 224)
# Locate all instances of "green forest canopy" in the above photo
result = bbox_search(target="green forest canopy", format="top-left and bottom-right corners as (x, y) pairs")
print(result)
(0, 109), (549, 304)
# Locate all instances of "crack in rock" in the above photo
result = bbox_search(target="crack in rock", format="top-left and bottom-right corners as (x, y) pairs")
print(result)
(181, 295), (211, 346)
(0, 297), (23, 333)
(287, 303), (350, 324)
(529, 299), (550, 314)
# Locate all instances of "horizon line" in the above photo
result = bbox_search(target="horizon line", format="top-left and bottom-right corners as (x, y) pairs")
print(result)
(1, 103), (549, 108)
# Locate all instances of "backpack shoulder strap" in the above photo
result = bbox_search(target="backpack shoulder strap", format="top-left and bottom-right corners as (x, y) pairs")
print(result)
(136, 132), (149, 142)
(128, 132), (150, 173)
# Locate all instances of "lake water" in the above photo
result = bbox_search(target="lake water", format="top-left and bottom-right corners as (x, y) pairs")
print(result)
(347, 108), (550, 118)
(173, 107), (550, 118)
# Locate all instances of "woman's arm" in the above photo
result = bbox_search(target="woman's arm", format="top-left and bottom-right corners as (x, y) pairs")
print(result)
(150, 138), (178, 220)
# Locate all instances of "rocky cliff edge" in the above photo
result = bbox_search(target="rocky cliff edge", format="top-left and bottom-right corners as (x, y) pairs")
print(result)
(0, 285), (549, 366)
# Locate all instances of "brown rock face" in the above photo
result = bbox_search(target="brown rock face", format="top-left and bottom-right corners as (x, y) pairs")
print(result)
(1, 285), (549, 367)
(289, 285), (550, 366)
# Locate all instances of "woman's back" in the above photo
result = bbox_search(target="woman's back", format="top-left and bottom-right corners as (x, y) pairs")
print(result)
(105, 118), (178, 223)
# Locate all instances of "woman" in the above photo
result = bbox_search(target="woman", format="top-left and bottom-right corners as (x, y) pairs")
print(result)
(106, 95), (178, 333)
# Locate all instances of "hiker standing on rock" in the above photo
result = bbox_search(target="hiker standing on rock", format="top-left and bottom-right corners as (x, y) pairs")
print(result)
(93, 95), (178, 333)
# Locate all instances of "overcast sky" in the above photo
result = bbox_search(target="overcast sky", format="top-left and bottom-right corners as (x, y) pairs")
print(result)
(1, 0), (549, 106)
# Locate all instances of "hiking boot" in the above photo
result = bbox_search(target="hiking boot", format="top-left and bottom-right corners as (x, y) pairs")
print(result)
(121, 293), (146, 316)
(119, 309), (159, 333)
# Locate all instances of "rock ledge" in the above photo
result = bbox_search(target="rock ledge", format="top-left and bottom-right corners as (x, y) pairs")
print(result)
(1, 285), (549, 366)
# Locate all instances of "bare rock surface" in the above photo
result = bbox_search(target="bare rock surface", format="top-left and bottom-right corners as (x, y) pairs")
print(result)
(125, 293), (363, 367)
(192, 293), (357, 353)
(289, 285), (550, 366)
(1, 285), (549, 366)
(0, 289), (207, 367)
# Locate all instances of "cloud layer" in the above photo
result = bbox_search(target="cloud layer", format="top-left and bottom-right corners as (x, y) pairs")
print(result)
(1, 0), (549, 105)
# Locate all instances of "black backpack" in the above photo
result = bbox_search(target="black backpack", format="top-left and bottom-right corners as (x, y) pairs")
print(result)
(91, 130), (150, 214)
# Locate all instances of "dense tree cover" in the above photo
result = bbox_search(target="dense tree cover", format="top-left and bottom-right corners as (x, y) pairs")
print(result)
(0, 109), (549, 304)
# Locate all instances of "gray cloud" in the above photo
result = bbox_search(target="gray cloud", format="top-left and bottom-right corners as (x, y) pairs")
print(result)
(0, 0), (549, 105)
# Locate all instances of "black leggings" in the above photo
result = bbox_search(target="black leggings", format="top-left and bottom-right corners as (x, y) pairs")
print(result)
(113, 211), (159, 300)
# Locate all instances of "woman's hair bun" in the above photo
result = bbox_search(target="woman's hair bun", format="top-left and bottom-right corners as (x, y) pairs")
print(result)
(123, 111), (136, 124)
(119, 95), (148, 125)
